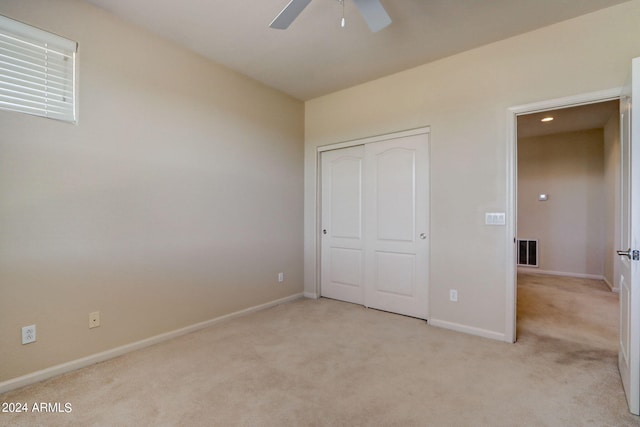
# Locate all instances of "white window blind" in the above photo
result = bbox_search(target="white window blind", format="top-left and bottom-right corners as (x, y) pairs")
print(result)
(0, 15), (77, 123)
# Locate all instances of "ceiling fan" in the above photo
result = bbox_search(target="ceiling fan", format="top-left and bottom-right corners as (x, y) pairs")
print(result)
(269, 0), (392, 32)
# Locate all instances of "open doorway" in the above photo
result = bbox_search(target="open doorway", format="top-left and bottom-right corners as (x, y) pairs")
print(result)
(515, 100), (620, 348)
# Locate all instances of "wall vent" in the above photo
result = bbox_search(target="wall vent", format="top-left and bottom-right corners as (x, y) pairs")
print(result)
(517, 239), (538, 267)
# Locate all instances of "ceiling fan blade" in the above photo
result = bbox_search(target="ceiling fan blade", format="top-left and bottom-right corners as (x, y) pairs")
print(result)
(353, 0), (391, 32)
(269, 0), (313, 29)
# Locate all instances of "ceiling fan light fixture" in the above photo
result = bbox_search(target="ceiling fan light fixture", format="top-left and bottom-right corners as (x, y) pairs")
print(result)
(270, 0), (391, 32)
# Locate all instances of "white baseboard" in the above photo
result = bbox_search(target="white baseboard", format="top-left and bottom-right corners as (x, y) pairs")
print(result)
(517, 267), (604, 281)
(0, 292), (304, 395)
(429, 318), (507, 342)
(303, 292), (318, 299)
(603, 276), (620, 293)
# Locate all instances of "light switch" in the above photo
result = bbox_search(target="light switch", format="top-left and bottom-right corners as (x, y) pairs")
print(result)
(485, 212), (506, 226)
(538, 194), (548, 201)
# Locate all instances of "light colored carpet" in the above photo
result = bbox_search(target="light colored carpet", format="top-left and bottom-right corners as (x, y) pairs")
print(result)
(517, 272), (619, 351)
(1, 273), (638, 426)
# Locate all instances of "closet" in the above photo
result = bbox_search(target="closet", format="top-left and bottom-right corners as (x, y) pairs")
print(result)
(320, 129), (430, 319)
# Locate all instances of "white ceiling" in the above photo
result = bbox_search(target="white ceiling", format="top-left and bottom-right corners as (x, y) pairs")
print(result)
(517, 100), (619, 139)
(84, 0), (630, 101)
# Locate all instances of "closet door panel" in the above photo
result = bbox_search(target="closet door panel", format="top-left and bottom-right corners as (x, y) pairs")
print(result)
(320, 146), (365, 304)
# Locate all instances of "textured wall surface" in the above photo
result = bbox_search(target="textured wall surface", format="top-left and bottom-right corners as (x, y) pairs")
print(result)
(0, 0), (304, 382)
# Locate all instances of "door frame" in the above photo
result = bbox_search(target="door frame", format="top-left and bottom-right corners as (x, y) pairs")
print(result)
(505, 88), (621, 343)
(315, 126), (431, 299)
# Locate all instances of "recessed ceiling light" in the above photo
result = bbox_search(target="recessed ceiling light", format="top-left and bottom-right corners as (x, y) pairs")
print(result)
(541, 117), (554, 122)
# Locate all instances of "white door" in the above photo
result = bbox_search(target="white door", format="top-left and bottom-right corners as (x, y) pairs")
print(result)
(364, 135), (429, 319)
(618, 56), (640, 415)
(320, 146), (365, 305)
(320, 131), (429, 319)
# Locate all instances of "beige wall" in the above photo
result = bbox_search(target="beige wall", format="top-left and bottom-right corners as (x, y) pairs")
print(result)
(604, 113), (622, 289)
(0, 0), (304, 382)
(304, 1), (640, 338)
(518, 130), (605, 277)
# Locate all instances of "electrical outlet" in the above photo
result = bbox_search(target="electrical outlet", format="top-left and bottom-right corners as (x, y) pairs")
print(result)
(278, 272), (284, 283)
(449, 289), (458, 302)
(89, 311), (100, 329)
(22, 325), (36, 344)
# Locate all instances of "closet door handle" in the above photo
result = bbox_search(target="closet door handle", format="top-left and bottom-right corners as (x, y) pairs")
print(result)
(419, 233), (427, 240)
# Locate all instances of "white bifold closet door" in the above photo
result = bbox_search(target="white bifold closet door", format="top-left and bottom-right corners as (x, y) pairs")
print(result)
(320, 132), (429, 319)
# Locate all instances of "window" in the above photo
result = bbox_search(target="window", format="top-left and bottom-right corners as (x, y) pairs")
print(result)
(0, 15), (77, 123)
